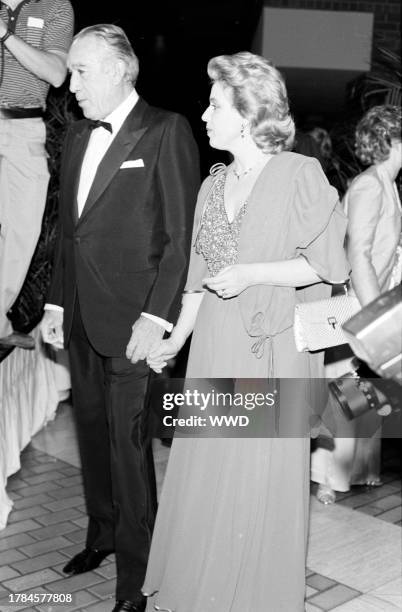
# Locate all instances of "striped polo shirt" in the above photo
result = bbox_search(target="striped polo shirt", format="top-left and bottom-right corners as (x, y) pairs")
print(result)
(0, 0), (74, 109)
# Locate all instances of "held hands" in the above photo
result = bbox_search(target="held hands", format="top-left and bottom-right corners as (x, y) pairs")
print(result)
(126, 316), (165, 364)
(203, 264), (251, 298)
(40, 310), (64, 350)
(146, 336), (183, 373)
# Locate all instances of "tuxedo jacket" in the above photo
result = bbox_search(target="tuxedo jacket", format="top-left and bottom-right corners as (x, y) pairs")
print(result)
(48, 97), (200, 355)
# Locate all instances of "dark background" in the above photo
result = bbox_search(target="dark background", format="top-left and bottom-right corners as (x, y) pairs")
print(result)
(67, 0), (400, 172)
(69, 0), (263, 171)
(70, 0), (262, 108)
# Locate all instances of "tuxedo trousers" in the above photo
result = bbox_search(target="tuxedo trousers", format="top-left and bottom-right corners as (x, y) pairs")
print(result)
(68, 301), (157, 600)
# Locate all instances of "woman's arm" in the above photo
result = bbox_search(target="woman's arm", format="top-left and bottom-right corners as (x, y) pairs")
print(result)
(346, 175), (382, 306)
(170, 292), (205, 346)
(203, 258), (320, 298)
(147, 292), (204, 372)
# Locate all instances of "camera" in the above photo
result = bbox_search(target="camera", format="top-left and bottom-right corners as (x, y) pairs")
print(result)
(329, 286), (402, 421)
(329, 359), (401, 421)
(342, 285), (402, 382)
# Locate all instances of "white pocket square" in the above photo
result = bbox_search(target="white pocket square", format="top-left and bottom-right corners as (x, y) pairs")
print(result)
(120, 159), (144, 169)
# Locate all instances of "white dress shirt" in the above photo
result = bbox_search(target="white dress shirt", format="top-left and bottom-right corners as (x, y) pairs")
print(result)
(77, 89), (139, 216)
(45, 89), (172, 333)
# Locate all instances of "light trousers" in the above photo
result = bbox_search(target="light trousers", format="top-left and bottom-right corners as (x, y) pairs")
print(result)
(0, 117), (49, 336)
(311, 356), (381, 491)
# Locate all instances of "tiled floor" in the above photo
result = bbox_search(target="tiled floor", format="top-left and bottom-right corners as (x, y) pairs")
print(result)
(0, 402), (401, 612)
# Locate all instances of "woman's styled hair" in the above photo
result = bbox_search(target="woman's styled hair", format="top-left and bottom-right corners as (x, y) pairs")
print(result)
(74, 24), (139, 85)
(355, 105), (401, 165)
(207, 52), (295, 153)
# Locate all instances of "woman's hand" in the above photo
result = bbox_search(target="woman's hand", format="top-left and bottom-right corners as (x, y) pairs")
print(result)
(203, 264), (252, 298)
(146, 337), (183, 373)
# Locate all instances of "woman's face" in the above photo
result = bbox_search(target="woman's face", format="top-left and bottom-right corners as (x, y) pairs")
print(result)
(202, 81), (244, 151)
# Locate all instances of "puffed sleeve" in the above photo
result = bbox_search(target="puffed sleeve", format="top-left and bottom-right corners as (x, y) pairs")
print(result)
(184, 176), (213, 291)
(345, 173), (383, 305)
(293, 158), (349, 283)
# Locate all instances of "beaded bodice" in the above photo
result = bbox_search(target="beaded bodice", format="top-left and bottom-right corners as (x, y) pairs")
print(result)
(195, 172), (247, 277)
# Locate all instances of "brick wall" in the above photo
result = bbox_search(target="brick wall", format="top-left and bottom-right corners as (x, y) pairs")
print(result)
(264, 0), (400, 53)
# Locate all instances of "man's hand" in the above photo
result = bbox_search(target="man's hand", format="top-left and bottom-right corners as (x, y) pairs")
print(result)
(126, 316), (165, 364)
(40, 310), (64, 349)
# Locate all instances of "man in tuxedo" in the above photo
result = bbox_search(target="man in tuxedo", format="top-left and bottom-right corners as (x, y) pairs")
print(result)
(41, 24), (199, 612)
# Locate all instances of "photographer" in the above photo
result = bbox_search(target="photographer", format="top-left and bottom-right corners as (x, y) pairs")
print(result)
(0, 0), (74, 349)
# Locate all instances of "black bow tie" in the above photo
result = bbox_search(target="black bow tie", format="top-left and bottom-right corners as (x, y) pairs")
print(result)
(88, 120), (113, 134)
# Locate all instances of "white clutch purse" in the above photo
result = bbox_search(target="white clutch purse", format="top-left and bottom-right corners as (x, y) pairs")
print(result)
(294, 294), (361, 352)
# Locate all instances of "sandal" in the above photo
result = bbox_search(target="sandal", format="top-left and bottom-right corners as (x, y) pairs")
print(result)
(316, 484), (336, 505)
(365, 478), (383, 487)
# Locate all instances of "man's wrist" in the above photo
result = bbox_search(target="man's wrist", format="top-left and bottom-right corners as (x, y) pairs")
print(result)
(44, 303), (64, 313)
(140, 312), (173, 333)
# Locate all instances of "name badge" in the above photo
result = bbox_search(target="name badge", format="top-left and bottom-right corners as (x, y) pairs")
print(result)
(27, 17), (44, 28)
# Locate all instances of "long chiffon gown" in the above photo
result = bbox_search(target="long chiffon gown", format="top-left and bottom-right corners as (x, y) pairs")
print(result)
(143, 153), (349, 612)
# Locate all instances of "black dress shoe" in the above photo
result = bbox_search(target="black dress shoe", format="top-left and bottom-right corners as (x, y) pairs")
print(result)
(112, 599), (146, 612)
(62, 547), (113, 574)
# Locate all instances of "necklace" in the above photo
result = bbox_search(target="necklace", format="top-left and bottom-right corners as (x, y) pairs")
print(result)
(232, 155), (271, 180)
(232, 166), (254, 180)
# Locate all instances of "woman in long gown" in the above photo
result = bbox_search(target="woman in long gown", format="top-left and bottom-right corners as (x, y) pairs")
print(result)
(142, 52), (349, 612)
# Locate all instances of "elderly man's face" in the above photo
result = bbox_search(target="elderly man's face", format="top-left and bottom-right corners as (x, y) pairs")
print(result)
(68, 35), (116, 120)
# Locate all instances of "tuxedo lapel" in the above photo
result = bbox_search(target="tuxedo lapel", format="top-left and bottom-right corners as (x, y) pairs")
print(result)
(64, 126), (91, 225)
(77, 98), (149, 224)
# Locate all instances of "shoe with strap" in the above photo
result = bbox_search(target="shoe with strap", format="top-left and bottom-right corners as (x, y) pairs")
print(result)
(316, 484), (336, 505)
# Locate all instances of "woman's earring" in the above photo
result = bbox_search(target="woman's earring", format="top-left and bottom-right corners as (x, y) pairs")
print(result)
(240, 124), (246, 139)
